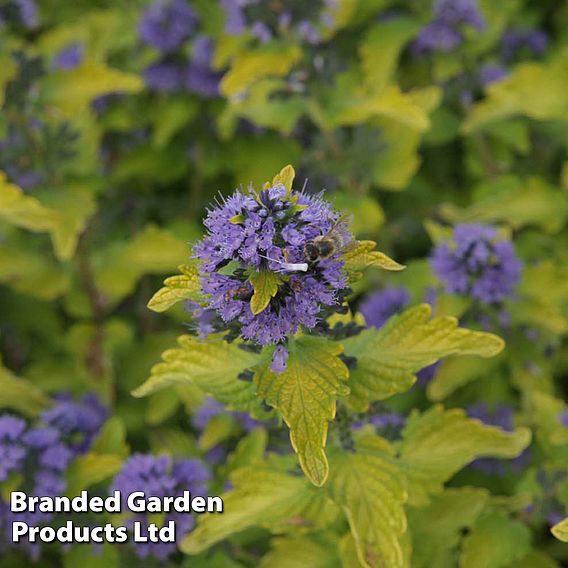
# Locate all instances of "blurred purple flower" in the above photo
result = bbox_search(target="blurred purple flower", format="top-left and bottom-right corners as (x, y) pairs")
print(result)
(479, 63), (508, 87)
(41, 393), (108, 454)
(220, 0), (335, 44)
(430, 224), (522, 304)
(434, 0), (484, 29)
(0, 415), (28, 482)
(185, 36), (222, 98)
(558, 410), (568, 428)
(501, 28), (548, 62)
(359, 286), (410, 329)
(143, 61), (185, 92)
(111, 454), (209, 560)
(0, 0), (38, 28)
(139, 0), (198, 53)
(0, 396), (105, 558)
(412, 21), (463, 55)
(416, 362), (440, 387)
(193, 396), (261, 433)
(51, 42), (84, 71)
(412, 0), (484, 56)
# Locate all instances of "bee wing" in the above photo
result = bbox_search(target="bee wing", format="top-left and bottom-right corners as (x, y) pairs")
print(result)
(326, 213), (355, 250)
(325, 213), (353, 242)
(339, 239), (360, 255)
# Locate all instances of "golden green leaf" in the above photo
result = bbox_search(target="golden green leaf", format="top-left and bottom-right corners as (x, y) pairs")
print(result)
(249, 270), (283, 315)
(254, 336), (349, 486)
(147, 264), (202, 313)
(342, 304), (505, 411)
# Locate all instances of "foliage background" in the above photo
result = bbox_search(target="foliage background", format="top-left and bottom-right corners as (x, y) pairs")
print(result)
(1, 0), (568, 566)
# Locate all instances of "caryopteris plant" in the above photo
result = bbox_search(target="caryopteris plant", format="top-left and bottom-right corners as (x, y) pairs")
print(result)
(135, 166), (530, 567)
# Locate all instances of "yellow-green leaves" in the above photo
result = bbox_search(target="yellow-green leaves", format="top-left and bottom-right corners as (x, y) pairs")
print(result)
(342, 240), (405, 281)
(460, 511), (532, 568)
(260, 535), (340, 568)
(360, 18), (420, 94)
(0, 174), (96, 261)
(44, 62), (143, 118)
(464, 57), (568, 133)
(0, 362), (50, 417)
(66, 453), (124, 497)
(0, 172), (59, 231)
(181, 465), (339, 554)
(408, 488), (489, 568)
(551, 517), (568, 542)
(93, 225), (189, 305)
(147, 264), (201, 313)
(132, 335), (262, 415)
(255, 336), (349, 486)
(329, 447), (407, 568)
(249, 270), (283, 315)
(343, 304), (504, 410)
(220, 43), (302, 97)
(399, 406), (531, 505)
(271, 164), (295, 194)
(440, 176), (568, 235)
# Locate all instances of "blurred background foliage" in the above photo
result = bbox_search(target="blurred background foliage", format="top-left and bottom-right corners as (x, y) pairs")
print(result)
(1, 0), (568, 566)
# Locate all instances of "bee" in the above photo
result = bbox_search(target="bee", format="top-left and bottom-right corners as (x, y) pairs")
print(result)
(259, 215), (356, 273)
(303, 215), (355, 263)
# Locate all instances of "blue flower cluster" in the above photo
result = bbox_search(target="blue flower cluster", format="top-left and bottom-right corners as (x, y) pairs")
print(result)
(0, 394), (108, 558)
(139, 0), (221, 96)
(430, 223), (522, 305)
(0, 0), (37, 29)
(194, 182), (351, 371)
(359, 286), (410, 329)
(221, 0), (337, 45)
(412, 0), (484, 55)
(111, 453), (209, 560)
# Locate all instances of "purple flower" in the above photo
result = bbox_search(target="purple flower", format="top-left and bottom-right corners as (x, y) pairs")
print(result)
(370, 413), (405, 429)
(412, 21), (463, 55)
(41, 393), (108, 454)
(271, 345), (289, 373)
(51, 42), (84, 71)
(416, 362), (440, 387)
(0, 415), (28, 482)
(479, 63), (508, 87)
(433, 0), (484, 29)
(359, 286), (410, 329)
(193, 397), (261, 433)
(468, 402), (513, 431)
(558, 410), (568, 428)
(185, 36), (222, 98)
(187, 301), (218, 336)
(0, 0), (38, 28)
(111, 454), (209, 560)
(430, 224), (522, 304)
(139, 0), (198, 53)
(352, 410), (405, 440)
(220, 0), (336, 44)
(501, 28), (548, 62)
(412, 0), (484, 56)
(143, 61), (185, 92)
(194, 182), (351, 348)
(0, 399), (103, 557)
